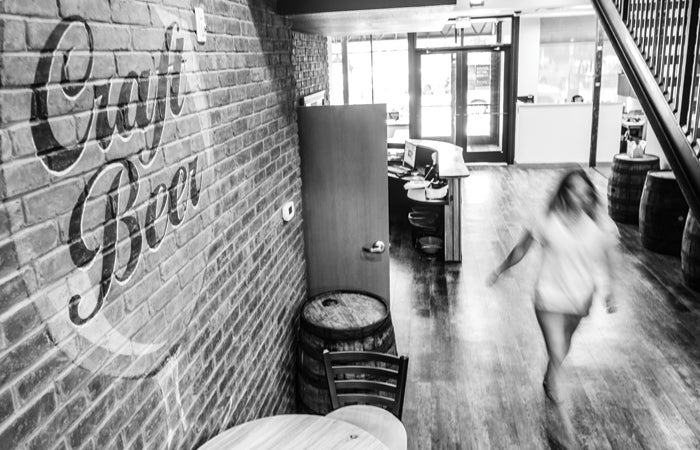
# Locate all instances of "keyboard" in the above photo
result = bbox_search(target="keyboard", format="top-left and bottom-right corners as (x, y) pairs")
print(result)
(388, 165), (411, 176)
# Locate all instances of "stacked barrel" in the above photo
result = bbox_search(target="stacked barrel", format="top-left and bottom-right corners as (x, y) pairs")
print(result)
(638, 171), (688, 255)
(607, 154), (659, 223)
(607, 153), (699, 291)
(682, 212), (700, 290)
(297, 290), (397, 414)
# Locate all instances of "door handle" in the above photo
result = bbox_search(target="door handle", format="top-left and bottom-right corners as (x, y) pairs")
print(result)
(362, 240), (386, 254)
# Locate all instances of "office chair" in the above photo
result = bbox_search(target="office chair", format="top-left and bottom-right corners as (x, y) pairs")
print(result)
(323, 350), (409, 450)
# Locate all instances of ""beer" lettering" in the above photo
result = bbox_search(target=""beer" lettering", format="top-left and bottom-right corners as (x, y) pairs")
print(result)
(31, 17), (204, 327)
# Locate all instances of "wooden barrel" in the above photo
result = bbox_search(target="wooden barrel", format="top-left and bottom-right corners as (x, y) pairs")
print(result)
(639, 171), (688, 255)
(607, 154), (660, 224)
(297, 291), (397, 415)
(681, 211), (700, 290)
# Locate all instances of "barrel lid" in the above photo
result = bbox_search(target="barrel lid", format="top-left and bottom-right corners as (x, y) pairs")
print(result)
(648, 170), (675, 180)
(301, 290), (389, 337)
(615, 153), (659, 162)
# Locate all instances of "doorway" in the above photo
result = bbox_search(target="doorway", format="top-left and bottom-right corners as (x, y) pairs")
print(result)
(417, 48), (512, 163)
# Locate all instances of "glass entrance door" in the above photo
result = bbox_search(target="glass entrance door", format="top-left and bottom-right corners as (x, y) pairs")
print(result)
(419, 48), (511, 163)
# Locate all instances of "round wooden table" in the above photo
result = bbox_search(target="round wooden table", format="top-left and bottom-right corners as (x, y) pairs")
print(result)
(197, 414), (388, 449)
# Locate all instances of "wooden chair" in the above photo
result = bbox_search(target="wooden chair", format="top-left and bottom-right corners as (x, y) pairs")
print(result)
(323, 350), (409, 450)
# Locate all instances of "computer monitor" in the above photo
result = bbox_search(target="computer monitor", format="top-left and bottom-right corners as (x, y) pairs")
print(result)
(414, 146), (436, 173)
(403, 140), (417, 168)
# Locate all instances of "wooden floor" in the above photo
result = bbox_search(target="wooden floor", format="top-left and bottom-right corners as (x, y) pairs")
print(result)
(389, 166), (700, 450)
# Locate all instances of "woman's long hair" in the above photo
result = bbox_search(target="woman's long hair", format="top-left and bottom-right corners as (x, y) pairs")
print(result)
(547, 169), (601, 219)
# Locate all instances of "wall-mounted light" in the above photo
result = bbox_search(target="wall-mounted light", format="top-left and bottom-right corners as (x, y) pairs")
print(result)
(469, 0), (485, 6)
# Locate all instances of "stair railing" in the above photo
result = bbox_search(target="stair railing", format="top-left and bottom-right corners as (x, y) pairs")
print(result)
(592, 0), (700, 220)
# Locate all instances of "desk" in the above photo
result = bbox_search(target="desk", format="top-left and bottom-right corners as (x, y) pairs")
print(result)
(404, 140), (469, 262)
(406, 188), (448, 206)
(198, 414), (388, 450)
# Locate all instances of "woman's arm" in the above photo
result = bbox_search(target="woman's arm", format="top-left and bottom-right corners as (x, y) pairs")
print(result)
(599, 244), (620, 313)
(596, 212), (621, 313)
(487, 231), (534, 285)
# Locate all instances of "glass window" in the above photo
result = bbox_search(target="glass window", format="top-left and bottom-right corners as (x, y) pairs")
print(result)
(416, 18), (512, 49)
(536, 16), (624, 104)
(601, 38), (623, 103)
(329, 39), (344, 105)
(416, 32), (460, 49)
(327, 35), (410, 128)
(538, 41), (595, 103)
(420, 53), (455, 138)
(372, 36), (409, 125)
(347, 40), (373, 104)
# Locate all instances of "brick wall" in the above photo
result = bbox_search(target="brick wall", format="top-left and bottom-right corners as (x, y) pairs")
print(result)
(292, 32), (329, 103)
(0, 0), (328, 448)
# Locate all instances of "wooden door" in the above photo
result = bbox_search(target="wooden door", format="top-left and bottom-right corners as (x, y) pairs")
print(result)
(298, 104), (390, 302)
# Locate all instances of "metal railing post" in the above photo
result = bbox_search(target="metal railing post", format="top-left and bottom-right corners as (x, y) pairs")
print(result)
(678, 0), (700, 127)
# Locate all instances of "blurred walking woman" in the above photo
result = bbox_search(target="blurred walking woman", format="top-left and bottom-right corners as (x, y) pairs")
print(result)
(488, 170), (619, 404)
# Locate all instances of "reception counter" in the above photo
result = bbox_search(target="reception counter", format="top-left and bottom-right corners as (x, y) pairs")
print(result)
(514, 102), (623, 164)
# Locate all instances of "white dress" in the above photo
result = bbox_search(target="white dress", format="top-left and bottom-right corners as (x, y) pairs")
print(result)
(529, 211), (619, 315)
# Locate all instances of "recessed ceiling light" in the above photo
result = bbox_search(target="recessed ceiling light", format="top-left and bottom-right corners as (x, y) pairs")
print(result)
(469, 0), (485, 6)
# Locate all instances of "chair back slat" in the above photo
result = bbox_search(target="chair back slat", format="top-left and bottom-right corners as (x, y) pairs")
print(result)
(336, 393), (397, 409)
(333, 365), (398, 378)
(335, 380), (397, 394)
(327, 350), (402, 365)
(323, 350), (409, 419)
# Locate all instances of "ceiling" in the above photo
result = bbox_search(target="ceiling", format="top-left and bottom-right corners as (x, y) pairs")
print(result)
(286, 0), (594, 36)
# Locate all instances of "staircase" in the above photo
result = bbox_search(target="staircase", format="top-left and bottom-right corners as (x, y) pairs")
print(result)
(591, 0), (700, 219)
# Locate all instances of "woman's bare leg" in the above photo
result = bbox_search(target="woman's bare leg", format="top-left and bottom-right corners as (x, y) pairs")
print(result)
(535, 310), (583, 392)
(535, 309), (566, 399)
(536, 309), (583, 449)
(563, 313), (582, 357)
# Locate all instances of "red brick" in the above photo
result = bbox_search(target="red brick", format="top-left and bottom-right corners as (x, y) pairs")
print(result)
(91, 23), (132, 51)
(0, 391), (56, 448)
(26, 19), (60, 51)
(33, 245), (74, 288)
(115, 52), (154, 77)
(0, 54), (41, 87)
(110, 0), (150, 25)
(0, 240), (19, 279)
(0, 330), (53, 388)
(131, 28), (166, 51)
(1, 0), (59, 17)
(0, 158), (49, 197)
(27, 394), (87, 450)
(23, 180), (82, 224)
(0, 389), (13, 424)
(12, 222), (58, 265)
(68, 389), (116, 448)
(1, 302), (42, 345)
(16, 351), (71, 403)
(59, 0), (111, 22)
(0, 17), (26, 52)
(0, 89), (33, 126)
